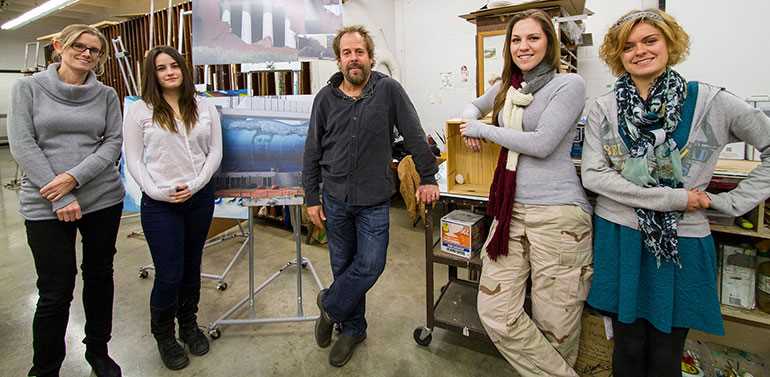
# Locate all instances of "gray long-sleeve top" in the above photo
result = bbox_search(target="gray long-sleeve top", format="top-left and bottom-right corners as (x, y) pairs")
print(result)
(463, 73), (590, 212)
(7, 63), (125, 220)
(581, 82), (770, 237)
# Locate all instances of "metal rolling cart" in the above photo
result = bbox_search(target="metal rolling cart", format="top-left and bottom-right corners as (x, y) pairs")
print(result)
(413, 191), (491, 346)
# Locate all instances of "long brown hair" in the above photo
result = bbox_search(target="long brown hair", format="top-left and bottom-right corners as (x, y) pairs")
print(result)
(491, 9), (560, 125)
(141, 46), (198, 132)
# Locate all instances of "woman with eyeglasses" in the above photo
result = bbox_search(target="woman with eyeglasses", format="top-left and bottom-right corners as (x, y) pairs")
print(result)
(123, 46), (221, 370)
(8, 24), (124, 377)
(582, 9), (770, 376)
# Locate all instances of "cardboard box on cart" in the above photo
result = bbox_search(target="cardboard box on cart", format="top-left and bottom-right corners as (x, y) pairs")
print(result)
(440, 210), (485, 258)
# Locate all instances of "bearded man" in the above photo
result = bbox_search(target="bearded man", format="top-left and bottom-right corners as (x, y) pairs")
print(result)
(302, 25), (439, 367)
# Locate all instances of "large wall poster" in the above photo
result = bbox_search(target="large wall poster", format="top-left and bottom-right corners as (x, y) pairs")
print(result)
(192, 0), (342, 66)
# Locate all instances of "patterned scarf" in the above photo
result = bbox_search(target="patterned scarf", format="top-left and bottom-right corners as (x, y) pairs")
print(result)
(615, 68), (687, 266)
(485, 62), (554, 260)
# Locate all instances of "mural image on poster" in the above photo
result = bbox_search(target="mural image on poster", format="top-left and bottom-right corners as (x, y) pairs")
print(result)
(192, 0), (342, 66)
(120, 96), (248, 220)
(209, 95), (313, 206)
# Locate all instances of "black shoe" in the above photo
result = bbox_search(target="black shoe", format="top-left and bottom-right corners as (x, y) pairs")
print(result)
(329, 333), (366, 367)
(315, 289), (334, 348)
(177, 286), (209, 356)
(85, 351), (122, 377)
(155, 337), (190, 371)
(179, 326), (210, 356)
(151, 305), (190, 370)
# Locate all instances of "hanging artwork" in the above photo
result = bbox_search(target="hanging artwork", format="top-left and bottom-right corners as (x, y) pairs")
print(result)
(192, 0), (342, 65)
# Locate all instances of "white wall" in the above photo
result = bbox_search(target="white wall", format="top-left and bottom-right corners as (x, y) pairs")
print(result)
(668, 0), (770, 99)
(394, 0), (484, 140)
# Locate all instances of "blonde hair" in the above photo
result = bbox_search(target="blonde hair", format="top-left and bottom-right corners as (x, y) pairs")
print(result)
(52, 24), (109, 76)
(600, 9), (690, 76)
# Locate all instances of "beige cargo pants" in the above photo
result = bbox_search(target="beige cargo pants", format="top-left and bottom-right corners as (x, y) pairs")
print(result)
(477, 203), (593, 377)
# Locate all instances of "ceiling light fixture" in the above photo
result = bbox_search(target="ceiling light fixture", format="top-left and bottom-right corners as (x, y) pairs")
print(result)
(1, 0), (81, 30)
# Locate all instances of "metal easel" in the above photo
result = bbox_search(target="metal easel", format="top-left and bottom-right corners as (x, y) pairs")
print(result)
(207, 202), (324, 339)
(136, 220), (251, 291)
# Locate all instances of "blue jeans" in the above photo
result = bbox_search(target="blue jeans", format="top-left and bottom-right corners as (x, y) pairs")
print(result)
(322, 192), (390, 337)
(140, 183), (215, 309)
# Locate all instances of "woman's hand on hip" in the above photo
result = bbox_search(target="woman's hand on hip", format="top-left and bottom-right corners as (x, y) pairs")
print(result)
(686, 189), (710, 212)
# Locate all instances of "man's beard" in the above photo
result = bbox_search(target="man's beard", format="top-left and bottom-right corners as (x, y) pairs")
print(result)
(342, 63), (371, 86)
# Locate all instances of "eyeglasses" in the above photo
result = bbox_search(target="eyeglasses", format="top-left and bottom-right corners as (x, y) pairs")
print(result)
(70, 42), (103, 57)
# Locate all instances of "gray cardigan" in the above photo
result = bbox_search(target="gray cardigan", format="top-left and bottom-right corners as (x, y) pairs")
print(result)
(581, 82), (770, 237)
(8, 63), (124, 220)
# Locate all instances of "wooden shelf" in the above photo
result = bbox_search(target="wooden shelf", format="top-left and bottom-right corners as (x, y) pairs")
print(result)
(710, 224), (770, 240)
(721, 304), (770, 329)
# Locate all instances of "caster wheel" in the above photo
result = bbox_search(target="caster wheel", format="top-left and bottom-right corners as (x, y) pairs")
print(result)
(138, 270), (149, 279)
(209, 328), (221, 339)
(216, 282), (228, 291)
(413, 327), (432, 346)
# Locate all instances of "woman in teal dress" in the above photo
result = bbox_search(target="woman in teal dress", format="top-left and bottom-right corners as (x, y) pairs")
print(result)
(581, 9), (770, 377)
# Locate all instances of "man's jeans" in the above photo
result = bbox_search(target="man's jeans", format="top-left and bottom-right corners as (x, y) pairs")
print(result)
(321, 192), (390, 337)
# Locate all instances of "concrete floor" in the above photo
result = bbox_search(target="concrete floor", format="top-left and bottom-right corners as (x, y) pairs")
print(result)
(0, 146), (516, 377)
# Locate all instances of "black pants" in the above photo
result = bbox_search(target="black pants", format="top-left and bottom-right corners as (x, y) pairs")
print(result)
(25, 203), (123, 377)
(612, 317), (689, 377)
(140, 184), (214, 309)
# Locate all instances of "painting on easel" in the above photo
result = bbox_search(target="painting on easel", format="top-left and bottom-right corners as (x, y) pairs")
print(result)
(207, 95), (314, 206)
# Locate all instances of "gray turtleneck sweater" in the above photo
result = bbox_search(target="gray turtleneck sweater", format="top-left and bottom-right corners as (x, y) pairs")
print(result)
(8, 63), (125, 220)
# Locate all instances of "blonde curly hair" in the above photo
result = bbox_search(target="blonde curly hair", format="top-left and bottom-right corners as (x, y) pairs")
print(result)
(600, 9), (690, 76)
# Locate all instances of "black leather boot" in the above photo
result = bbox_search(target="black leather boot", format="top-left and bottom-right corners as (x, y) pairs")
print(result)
(150, 305), (189, 370)
(84, 345), (122, 377)
(177, 286), (209, 356)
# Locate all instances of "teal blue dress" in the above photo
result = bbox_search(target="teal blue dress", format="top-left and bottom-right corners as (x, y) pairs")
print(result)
(587, 216), (724, 335)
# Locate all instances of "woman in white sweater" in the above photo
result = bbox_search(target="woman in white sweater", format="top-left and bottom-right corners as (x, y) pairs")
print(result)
(123, 46), (222, 370)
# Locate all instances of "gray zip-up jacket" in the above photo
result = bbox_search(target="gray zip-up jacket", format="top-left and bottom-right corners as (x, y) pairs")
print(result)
(8, 63), (124, 220)
(581, 82), (770, 237)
